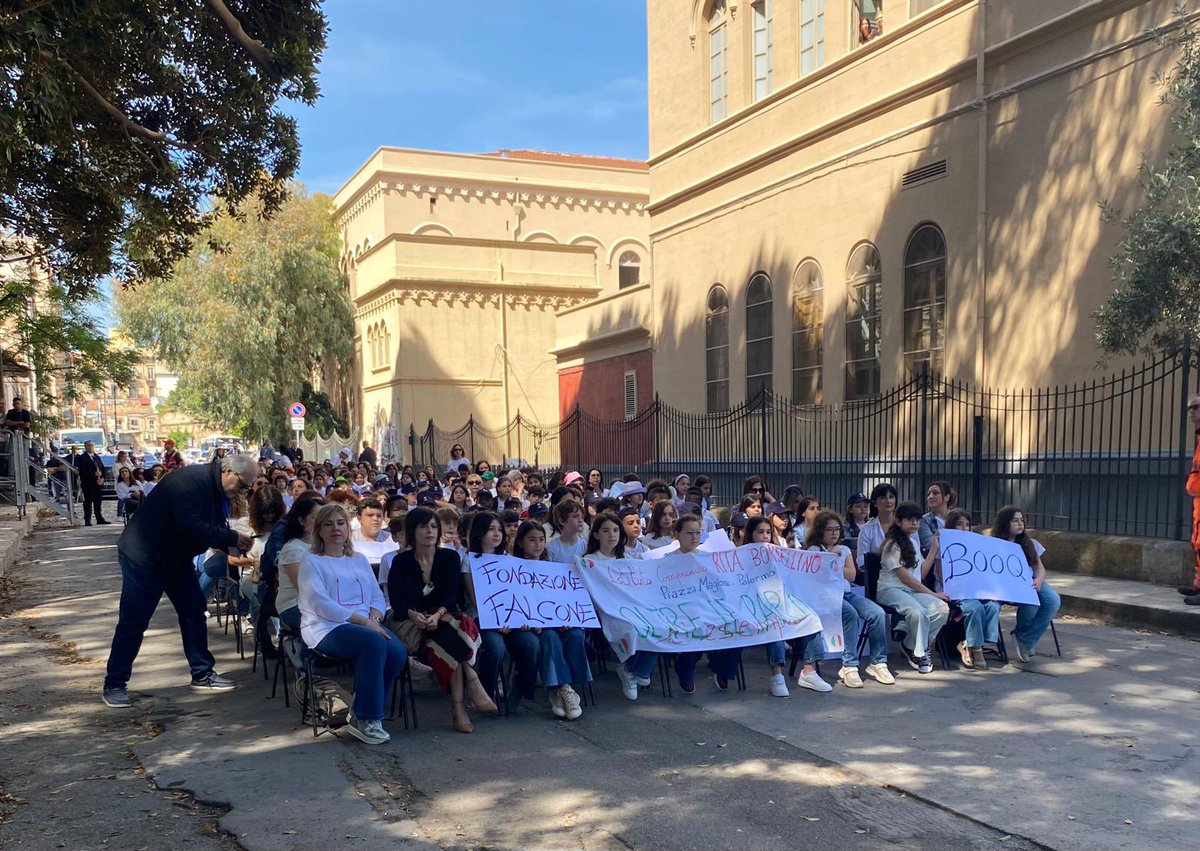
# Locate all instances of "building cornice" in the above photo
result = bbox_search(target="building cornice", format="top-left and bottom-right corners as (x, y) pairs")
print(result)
(550, 325), (652, 362)
(336, 171), (650, 230)
(354, 281), (602, 318)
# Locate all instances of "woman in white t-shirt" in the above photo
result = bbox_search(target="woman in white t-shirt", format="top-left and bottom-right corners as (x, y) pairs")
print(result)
(875, 502), (948, 674)
(991, 505), (1061, 663)
(275, 493), (325, 632)
(445, 444), (471, 475)
(298, 504), (406, 746)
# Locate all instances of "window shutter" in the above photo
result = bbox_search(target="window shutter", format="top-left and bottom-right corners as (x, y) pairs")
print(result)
(623, 371), (637, 421)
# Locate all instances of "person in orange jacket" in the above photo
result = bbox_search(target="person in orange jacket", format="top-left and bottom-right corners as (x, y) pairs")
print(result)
(1181, 394), (1200, 605)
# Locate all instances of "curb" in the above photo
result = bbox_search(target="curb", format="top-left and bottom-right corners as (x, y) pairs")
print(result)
(0, 510), (39, 579)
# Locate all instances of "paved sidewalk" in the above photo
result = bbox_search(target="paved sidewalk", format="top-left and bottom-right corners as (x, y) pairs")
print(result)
(2, 522), (1197, 850)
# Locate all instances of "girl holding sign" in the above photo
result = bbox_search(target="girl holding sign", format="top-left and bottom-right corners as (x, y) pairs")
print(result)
(743, 518), (833, 695)
(513, 521), (588, 720)
(671, 515), (745, 694)
(876, 503), (949, 674)
(991, 506), (1061, 662)
(805, 511), (895, 688)
(944, 509), (1000, 670)
(468, 512), (543, 712)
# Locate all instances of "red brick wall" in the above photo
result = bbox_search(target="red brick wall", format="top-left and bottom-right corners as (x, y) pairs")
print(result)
(558, 350), (653, 419)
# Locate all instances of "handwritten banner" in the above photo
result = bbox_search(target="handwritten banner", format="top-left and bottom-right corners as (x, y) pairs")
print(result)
(469, 554), (601, 630)
(939, 529), (1040, 606)
(574, 543), (844, 660)
(641, 528), (735, 560)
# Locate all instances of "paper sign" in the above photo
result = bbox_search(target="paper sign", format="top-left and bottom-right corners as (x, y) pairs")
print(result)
(469, 553), (601, 630)
(938, 529), (1040, 606)
(574, 543), (844, 660)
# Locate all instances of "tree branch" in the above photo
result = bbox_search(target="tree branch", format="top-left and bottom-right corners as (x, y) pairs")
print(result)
(203, 0), (278, 77)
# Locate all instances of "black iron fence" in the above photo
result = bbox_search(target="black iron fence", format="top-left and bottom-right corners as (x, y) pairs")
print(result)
(413, 352), (1200, 541)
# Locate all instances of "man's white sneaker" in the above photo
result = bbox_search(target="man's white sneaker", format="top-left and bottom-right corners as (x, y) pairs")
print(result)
(838, 667), (864, 688)
(864, 663), (896, 685)
(796, 670), (832, 693)
(769, 673), (790, 697)
(616, 666), (638, 701)
(560, 685), (583, 720)
(549, 687), (567, 718)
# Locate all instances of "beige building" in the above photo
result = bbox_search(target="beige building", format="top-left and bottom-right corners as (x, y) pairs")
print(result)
(333, 148), (652, 455)
(647, 0), (1178, 410)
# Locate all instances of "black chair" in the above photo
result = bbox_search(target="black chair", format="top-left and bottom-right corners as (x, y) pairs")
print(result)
(996, 610), (1062, 662)
(863, 552), (947, 670)
(388, 665), (417, 729)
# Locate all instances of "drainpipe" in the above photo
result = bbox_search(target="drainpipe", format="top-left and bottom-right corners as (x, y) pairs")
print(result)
(975, 0), (989, 385)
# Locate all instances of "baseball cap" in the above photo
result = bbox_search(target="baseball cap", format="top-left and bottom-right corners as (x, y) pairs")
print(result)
(847, 492), (869, 506)
(481, 471), (495, 482)
(417, 491), (438, 506)
(528, 502), (549, 517)
(763, 500), (790, 517)
(729, 511), (749, 528)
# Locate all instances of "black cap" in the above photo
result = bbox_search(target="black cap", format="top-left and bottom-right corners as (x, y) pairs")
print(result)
(847, 492), (869, 506)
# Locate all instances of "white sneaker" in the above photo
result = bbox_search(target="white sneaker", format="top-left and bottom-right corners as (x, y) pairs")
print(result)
(838, 667), (864, 688)
(634, 674), (651, 687)
(769, 673), (790, 697)
(1011, 631), (1032, 662)
(560, 685), (583, 720)
(864, 663), (896, 685)
(918, 656), (934, 675)
(796, 670), (832, 693)
(343, 713), (386, 745)
(364, 720), (390, 742)
(616, 666), (638, 701)
(549, 688), (567, 718)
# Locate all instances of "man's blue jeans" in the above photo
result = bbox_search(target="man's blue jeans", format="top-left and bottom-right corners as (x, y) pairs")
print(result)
(104, 554), (215, 690)
(315, 623), (407, 722)
(1014, 582), (1061, 651)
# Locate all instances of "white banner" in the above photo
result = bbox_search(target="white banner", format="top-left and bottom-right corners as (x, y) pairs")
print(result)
(574, 543), (844, 660)
(939, 529), (1040, 606)
(469, 554), (601, 630)
(641, 528), (735, 560)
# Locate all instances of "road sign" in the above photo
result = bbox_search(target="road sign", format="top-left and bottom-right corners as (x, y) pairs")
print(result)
(288, 402), (306, 418)
(290, 416), (306, 431)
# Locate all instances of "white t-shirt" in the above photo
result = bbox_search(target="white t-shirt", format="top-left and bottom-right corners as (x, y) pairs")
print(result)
(878, 538), (926, 593)
(446, 456), (471, 473)
(642, 534), (674, 550)
(140, 480), (156, 496)
(297, 552), (385, 648)
(275, 538), (310, 614)
(810, 543), (853, 593)
(624, 538), (648, 559)
(547, 535), (587, 564)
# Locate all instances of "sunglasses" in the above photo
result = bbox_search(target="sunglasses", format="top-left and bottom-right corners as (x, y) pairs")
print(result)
(750, 486), (765, 493)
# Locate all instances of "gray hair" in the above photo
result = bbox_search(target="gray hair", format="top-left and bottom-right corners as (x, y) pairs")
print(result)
(220, 454), (259, 480)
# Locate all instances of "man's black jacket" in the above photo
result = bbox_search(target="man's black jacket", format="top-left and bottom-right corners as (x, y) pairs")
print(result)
(118, 461), (237, 574)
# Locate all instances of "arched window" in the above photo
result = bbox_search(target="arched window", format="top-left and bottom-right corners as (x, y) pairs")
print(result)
(705, 285), (730, 412)
(708, 1), (729, 123)
(746, 272), (773, 397)
(380, 323), (390, 369)
(791, 259), (823, 403)
(367, 324), (376, 369)
(618, 251), (641, 288)
(903, 223), (946, 375)
(845, 243), (882, 400)
(751, 0), (773, 101)
(800, 0), (825, 75)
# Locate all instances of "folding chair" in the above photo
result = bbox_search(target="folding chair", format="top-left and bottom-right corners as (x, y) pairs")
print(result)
(388, 666), (418, 729)
(863, 552), (947, 670)
(995, 610), (1062, 663)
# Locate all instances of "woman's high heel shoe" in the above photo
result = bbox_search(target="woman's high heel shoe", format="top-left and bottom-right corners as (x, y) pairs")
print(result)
(452, 701), (473, 734)
(465, 671), (498, 714)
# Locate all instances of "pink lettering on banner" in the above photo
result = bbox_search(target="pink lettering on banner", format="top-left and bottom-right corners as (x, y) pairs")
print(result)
(711, 550), (744, 574)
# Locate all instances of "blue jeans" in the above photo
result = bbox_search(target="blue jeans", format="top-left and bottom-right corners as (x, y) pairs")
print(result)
(539, 628), (592, 688)
(315, 623), (407, 722)
(105, 554), (215, 689)
(842, 593), (889, 666)
(958, 599), (1001, 646)
(793, 632), (825, 667)
(478, 629), (541, 701)
(624, 650), (659, 680)
(1014, 582), (1061, 651)
(765, 641), (787, 668)
(196, 552), (229, 600)
(673, 648), (741, 684)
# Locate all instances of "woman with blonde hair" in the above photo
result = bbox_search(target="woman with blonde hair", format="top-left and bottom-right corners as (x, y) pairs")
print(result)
(298, 504), (407, 745)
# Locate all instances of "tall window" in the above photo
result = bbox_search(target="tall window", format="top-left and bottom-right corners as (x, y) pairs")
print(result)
(910, 0), (940, 15)
(752, 0), (773, 101)
(800, 0), (825, 75)
(367, 325), (376, 368)
(903, 223), (947, 375)
(706, 286), (730, 411)
(709, 1), (729, 123)
(855, 0), (882, 45)
(618, 251), (641, 288)
(791, 259), (823, 403)
(845, 243), (882, 400)
(746, 272), (774, 397)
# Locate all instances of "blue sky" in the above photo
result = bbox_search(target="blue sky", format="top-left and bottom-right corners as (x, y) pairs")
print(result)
(292, 0), (650, 195)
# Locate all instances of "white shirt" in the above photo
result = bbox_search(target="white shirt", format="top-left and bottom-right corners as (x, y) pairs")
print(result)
(546, 535), (587, 564)
(624, 538), (648, 559)
(446, 456), (471, 473)
(297, 552), (385, 648)
(642, 534), (675, 550)
(140, 480), (156, 496)
(810, 543), (854, 593)
(275, 538), (310, 614)
(115, 482), (141, 500)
